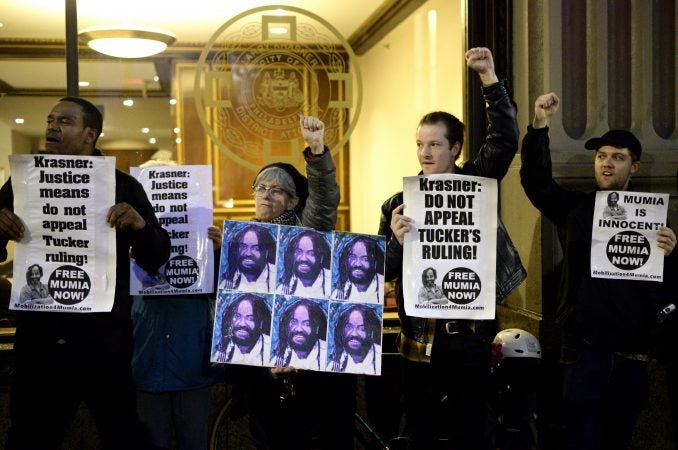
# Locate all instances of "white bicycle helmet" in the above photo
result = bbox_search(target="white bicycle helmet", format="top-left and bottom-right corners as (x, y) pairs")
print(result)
(491, 328), (542, 364)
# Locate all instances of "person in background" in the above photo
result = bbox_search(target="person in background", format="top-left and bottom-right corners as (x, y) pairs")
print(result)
(0, 96), (170, 450)
(520, 92), (677, 449)
(379, 47), (525, 449)
(132, 145), (223, 450)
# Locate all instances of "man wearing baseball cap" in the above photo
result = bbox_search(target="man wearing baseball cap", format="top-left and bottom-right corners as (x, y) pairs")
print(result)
(520, 92), (677, 450)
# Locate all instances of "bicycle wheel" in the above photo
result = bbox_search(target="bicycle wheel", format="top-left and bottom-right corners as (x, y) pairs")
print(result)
(209, 396), (268, 450)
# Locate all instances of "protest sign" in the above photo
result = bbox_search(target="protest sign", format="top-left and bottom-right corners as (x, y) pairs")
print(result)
(402, 174), (497, 320)
(130, 165), (214, 295)
(591, 190), (668, 281)
(211, 221), (384, 375)
(9, 154), (116, 313)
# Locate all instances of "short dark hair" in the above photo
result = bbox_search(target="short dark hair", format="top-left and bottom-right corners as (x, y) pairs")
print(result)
(274, 299), (327, 362)
(421, 267), (437, 284)
(280, 230), (331, 287)
(332, 304), (380, 358)
(25, 264), (43, 283)
(418, 111), (465, 160)
(59, 97), (103, 145)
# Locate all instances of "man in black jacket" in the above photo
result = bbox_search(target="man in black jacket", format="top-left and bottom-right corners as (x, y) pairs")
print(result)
(0, 97), (171, 450)
(379, 47), (525, 449)
(520, 92), (677, 450)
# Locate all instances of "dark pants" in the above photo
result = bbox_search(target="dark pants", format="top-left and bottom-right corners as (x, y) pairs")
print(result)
(402, 330), (493, 450)
(561, 347), (648, 450)
(136, 386), (212, 450)
(6, 347), (140, 450)
(238, 368), (357, 450)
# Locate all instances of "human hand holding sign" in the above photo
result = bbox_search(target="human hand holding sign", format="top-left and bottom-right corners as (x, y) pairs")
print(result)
(0, 208), (25, 241)
(465, 47), (499, 86)
(207, 225), (222, 248)
(300, 115), (325, 155)
(533, 92), (560, 129)
(657, 226), (676, 256)
(390, 203), (413, 246)
(107, 203), (146, 231)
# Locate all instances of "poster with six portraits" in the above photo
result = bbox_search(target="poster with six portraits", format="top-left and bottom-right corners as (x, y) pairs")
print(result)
(211, 220), (385, 376)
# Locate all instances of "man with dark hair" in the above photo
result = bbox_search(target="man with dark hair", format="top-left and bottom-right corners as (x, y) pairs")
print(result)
(19, 263), (53, 305)
(273, 298), (327, 370)
(0, 96), (170, 450)
(332, 236), (385, 303)
(277, 230), (331, 297)
(330, 304), (381, 375)
(214, 293), (271, 366)
(521, 92), (677, 449)
(221, 224), (276, 293)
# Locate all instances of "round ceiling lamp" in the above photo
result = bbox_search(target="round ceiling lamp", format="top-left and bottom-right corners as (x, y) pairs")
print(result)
(79, 25), (176, 58)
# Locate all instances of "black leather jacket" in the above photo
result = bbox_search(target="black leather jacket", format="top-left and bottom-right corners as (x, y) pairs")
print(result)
(520, 126), (677, 355)
(378, 80), (527, 362)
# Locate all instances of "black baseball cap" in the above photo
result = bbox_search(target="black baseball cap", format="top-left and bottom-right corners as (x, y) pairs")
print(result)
(584, 129), (642, 160)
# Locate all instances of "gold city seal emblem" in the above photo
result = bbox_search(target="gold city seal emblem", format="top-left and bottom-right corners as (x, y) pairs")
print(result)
(195, 6), (362, 171)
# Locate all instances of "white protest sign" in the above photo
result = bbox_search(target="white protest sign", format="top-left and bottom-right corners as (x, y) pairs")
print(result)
(402, 174), (497, 320)
(591, 190), (668, 281)
(130, 165), (214, 295)
(9, 154), (116, 312)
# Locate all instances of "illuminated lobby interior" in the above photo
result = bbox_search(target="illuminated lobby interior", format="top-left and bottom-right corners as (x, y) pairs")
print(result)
(0, 0), (677, 448)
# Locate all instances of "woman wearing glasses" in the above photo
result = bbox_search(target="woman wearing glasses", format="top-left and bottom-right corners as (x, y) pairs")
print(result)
(230, 116), (356, 450)
(250, 115), (339, 230)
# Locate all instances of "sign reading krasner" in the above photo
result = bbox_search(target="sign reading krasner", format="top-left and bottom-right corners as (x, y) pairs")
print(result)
(9, 154), (116, 312)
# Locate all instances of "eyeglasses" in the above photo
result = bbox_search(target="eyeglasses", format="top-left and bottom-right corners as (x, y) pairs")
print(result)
(252, 184), (289, 197)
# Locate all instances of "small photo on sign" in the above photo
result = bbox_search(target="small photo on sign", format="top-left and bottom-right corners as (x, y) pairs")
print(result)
(330, 233), (386, 304)
(219, 221), (279, 294)
(212, 291), (273, 367)
(326, 302), (383, 376)
(276, 227), (333, 299)
(270, 296), (329, 371)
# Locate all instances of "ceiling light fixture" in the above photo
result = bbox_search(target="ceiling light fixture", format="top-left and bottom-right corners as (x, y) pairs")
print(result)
(79, 25), (176, 58)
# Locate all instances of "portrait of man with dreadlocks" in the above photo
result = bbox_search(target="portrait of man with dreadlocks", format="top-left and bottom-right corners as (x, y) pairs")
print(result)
(219, 222), (278, 293)
(212, 292), (272, 366)
(331, 234), (385, 303)
(276, 227), (332, 298)
(328, 303), (382, 375)
(271, 297), (328, 371)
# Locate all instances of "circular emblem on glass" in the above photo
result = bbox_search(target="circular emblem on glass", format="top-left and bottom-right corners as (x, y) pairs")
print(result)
(195, 6), (362, 171)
